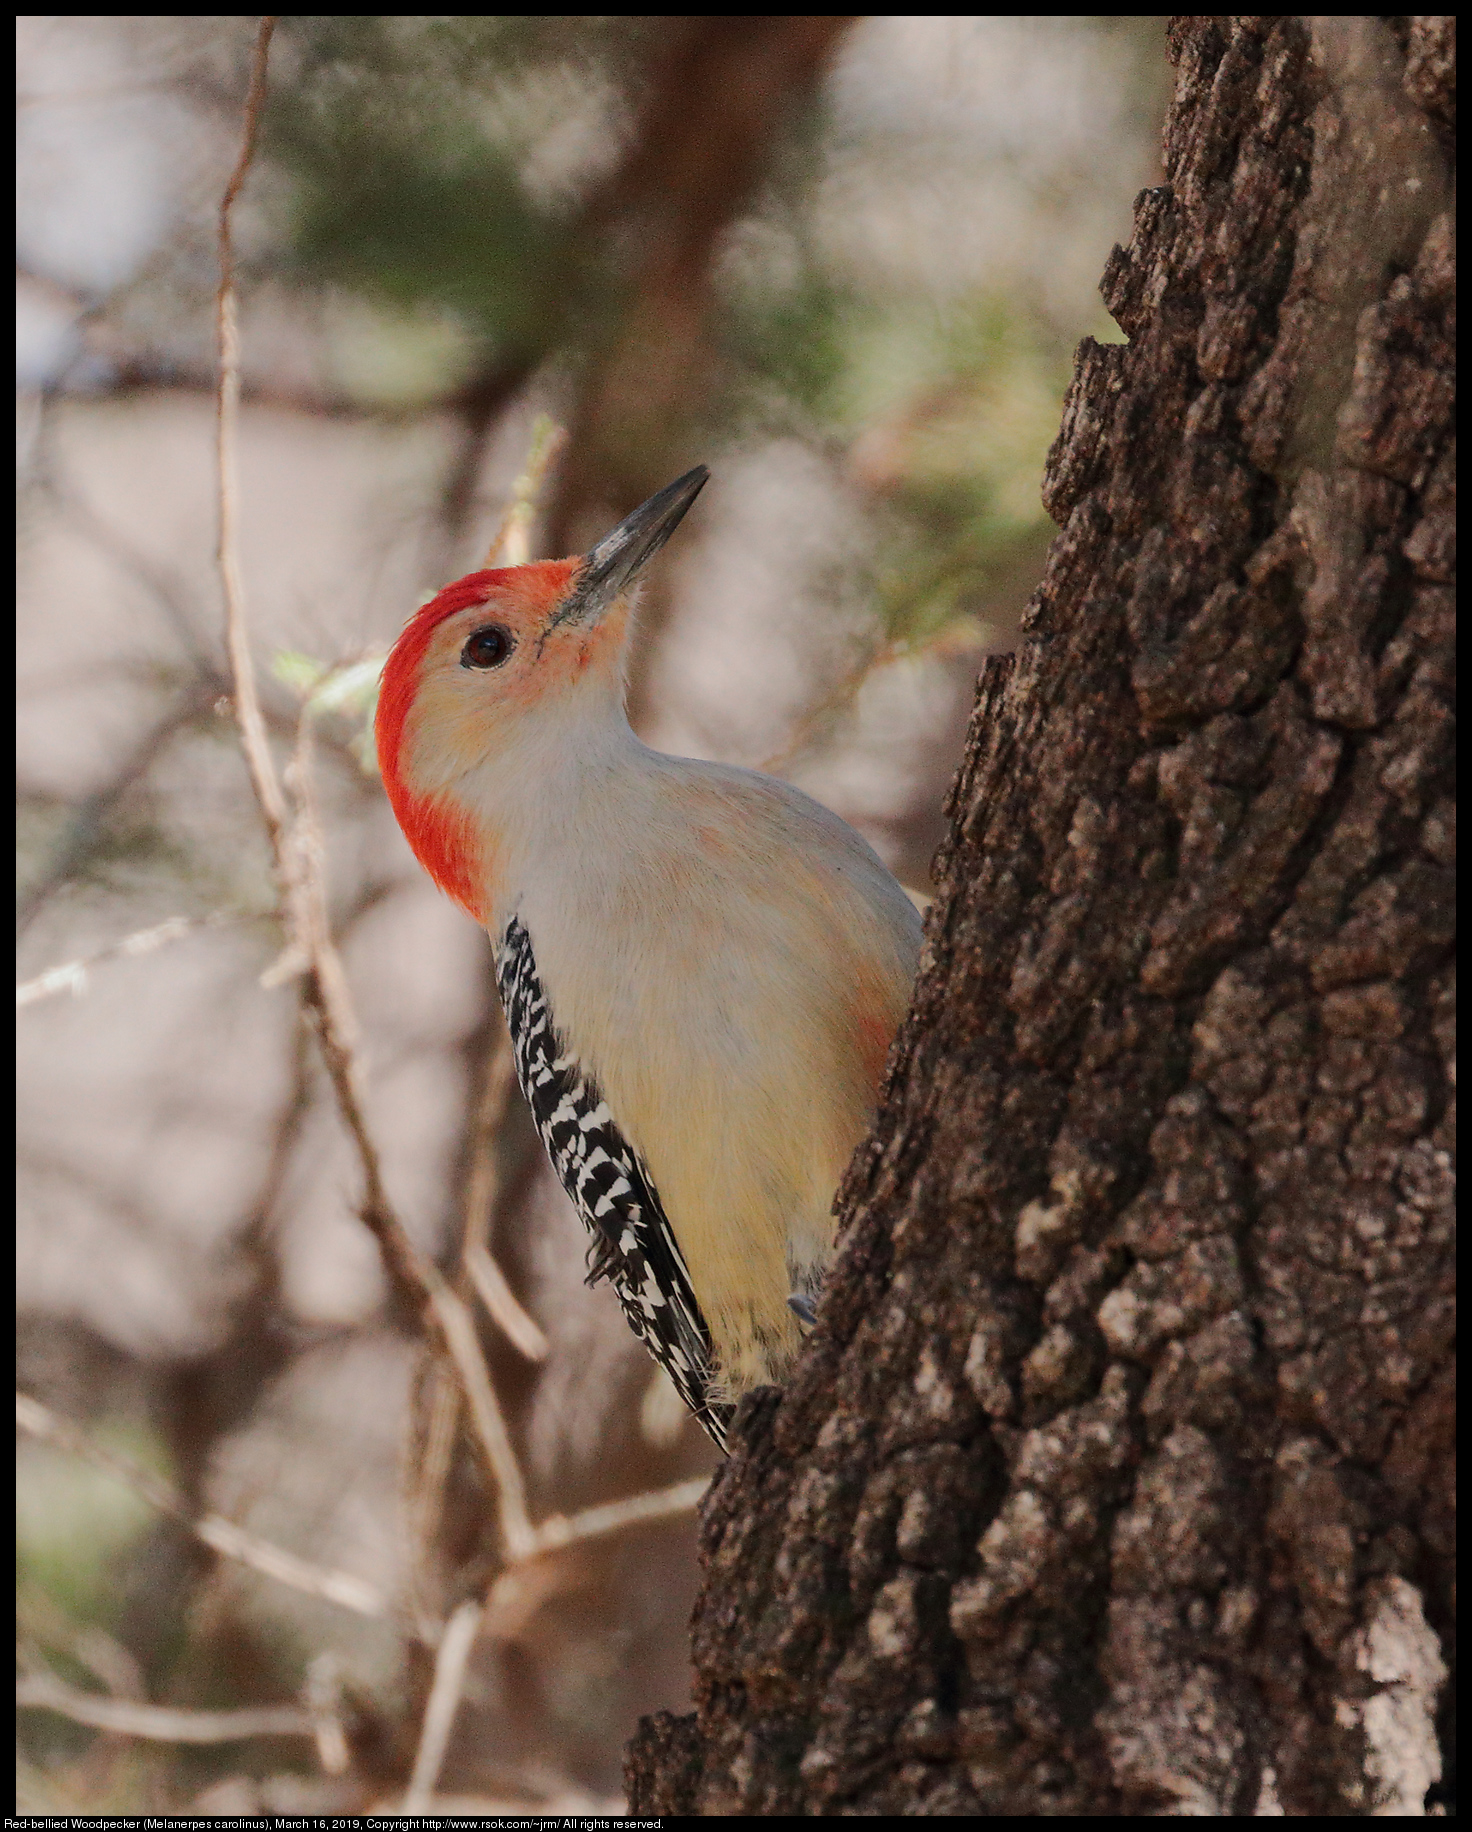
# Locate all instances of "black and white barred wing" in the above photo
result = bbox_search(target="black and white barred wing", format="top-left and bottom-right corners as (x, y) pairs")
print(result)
(495, 915), (732, 1451)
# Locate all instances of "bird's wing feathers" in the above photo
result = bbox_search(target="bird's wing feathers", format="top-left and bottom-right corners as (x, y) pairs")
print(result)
(495, 914), (732, 1450)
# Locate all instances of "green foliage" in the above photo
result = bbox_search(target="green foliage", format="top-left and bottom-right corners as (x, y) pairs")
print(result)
(266, 18), (630, 370)
(849, 300), (1072, 647)
(17, 1432), (165, 1626)
(719, 241), (1068, 646)
(260, 17), (1089, 655)
(273, 649), (386, 775)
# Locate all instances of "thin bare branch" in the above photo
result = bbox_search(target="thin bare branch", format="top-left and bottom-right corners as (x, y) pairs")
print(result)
(216, 14), (286, 846)
(478, 1476), (710, 1646)
(404, 1599), (483, 1812)
(466, 1245), (549, 1363)
(757, 637), (904, 777)
(18, 1381), (685, 1647)
(453, 889), (544, 1363)
(305, 1652), (350, 1777)
(532, 1474), (709, 1557)
(17, 1671), (314, 1745)
(481, 415), (567, 567)
(210, 16), (535, 1563)
(423, 1281), (536, 1561)
(286, 722), (538, 1558)
(406, 1361), (462, 1637)
(15, 685), (216, 934)
(16, 1392), (385, 1619)
(38, 464), (217, 668)
(16, 911), (259, 1008)
(459, 1026), (548, 1359)
(458, 1019), (519, 1263)
(16, 1590), (144, 1702)
(20, 1385), (703, 1764)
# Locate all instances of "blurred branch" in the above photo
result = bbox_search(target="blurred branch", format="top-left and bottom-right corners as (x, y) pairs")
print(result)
(90, 353), (381, 420)
(756, 617), (984, 780)
(16, 1392), (386, 1619)
(17, 1669), (314, 1745)
(579, 18), (861, 726)
(471, 1474), (711, 1645)
(34, 478), (216, 673)
(544, 15), (857, 571)
(458, 1014), (547, 1363)
(406, 1361), (462, 1638)
(433, 366), (545, 565)
(284, 721), (537, 1559)
(400, 1475), (707, 1807)
(480, 415), (567, 568)
(466, 1246), (548, 1363)
(16, 911), (261, 1008)
(524, 1473), (710, 1559)
(305, 1651), (350, 1777)
(397, 1465), (714, 1795)
(400, 1473), (710, 1799)
(479, 1477), (712, 1644)
(18, 1380), (696, 1652)
(212, 13), (539, 1565)
(217, 16), (288, 850)
(431, 419), (569, 1389)
(15, 685), (216, 934)
(759, 636), (907, 777)
(17, 1589), (144, 1701)
(404, 1599), (482, 1811)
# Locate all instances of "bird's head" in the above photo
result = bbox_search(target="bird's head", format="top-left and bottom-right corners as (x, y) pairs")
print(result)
(376, 465), (708, 920)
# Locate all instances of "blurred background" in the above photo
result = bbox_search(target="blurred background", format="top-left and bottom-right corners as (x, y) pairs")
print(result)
(16, 16), (1167, 1813)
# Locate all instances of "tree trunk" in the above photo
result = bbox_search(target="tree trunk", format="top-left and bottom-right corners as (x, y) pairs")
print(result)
(627, 16), (1454, 1817)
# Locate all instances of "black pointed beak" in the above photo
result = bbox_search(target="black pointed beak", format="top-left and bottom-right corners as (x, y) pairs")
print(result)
(555, 466), (709, 628)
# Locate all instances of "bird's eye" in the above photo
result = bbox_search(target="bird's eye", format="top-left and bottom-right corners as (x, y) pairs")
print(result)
(461, 625), (514, 670)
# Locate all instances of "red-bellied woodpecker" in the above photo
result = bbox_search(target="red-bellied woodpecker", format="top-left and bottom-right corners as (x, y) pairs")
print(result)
(376, 468), (922, 1448)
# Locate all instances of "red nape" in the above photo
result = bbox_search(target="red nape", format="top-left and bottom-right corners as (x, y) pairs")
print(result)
(393, 785), (488, 923)
(373, 570), (507, 926)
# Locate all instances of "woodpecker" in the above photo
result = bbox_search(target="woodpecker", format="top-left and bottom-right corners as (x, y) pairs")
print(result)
(376, 468), (922, 1449)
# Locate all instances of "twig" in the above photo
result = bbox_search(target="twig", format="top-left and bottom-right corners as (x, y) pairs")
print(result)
(458, 1019), (518, 1262)
(397, 1468), (709, 1791)
(16, 685), (215, 934)
(17, 1670), (313, 1745)
(481, 416), (567, 567)
(288, 726), (535, 1557)
(528, 1474), (710, 1557)
(406, 1361), (462, 1637)
(466, 1245), (549, 1363)
(305, 1652), (350, 1777)
(16, 1589), (143, 1701)
(757, 638), (902, 776)
(294, 738), (535, 1563)
(216, 15), (286, 849)
(478, 1476), (710, 1645)
(757, 613), (990, 780)
(211, 13), (536, 1564)
(403, 1599), (483, 1811)
(19, 1378), (688, 1645)
(16, 911), (257, 1008)
(423, 1280), (536, 1561)
(397, 1472), (709, 1788)
(39, 464), (216, 669)
(458, 1022), (549, 1360)
(17, 1392), (385, 1618)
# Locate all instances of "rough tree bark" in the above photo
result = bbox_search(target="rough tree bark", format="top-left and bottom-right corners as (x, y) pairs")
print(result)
(628, 16), (1454, 1816)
